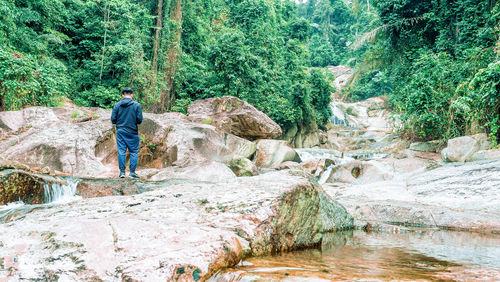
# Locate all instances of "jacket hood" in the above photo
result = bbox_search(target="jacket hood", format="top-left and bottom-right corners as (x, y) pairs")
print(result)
(120, 98), (135, 107)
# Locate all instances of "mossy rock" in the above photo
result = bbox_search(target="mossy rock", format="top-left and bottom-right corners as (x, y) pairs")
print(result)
(0, 170), (48, 205)
(0, 158), (30, 172)
(228, 158), (258, 177)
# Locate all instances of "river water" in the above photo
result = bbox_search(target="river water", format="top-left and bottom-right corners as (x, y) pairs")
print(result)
(212, 229), (500, 281)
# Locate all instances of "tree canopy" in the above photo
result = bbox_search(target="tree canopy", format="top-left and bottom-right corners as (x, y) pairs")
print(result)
(1, 0), (498, 142)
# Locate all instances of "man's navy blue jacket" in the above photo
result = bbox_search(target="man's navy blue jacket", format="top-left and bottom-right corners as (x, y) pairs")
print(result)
(111, 98), (143, 134)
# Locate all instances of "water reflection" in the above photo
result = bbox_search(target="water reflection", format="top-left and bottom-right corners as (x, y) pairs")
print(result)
(212, 229), (500, 281)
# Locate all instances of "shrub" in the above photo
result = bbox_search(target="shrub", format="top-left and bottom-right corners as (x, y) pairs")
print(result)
(0, 46), (68, 110)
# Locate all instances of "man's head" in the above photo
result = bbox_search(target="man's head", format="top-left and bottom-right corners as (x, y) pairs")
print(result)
(122, 87), (133, 98)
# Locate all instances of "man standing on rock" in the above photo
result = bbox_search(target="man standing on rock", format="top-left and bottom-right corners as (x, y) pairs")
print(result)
(111, 87), (143, 179)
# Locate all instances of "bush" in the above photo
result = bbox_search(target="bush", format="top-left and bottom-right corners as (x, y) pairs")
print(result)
(73, 86), (121, 109)
(0, 46), (68, 110)
(456, 61), (500, 144)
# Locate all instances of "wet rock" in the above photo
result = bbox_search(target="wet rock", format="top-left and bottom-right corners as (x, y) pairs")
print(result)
(228, 158), (259, 177)
(282, 122), (321, 148)
(0, 158), (30, 171)
(328, 65), (353, 94)
(0, 170), (353, 281)
(441, 134), (491, 162)
(254, 140), (300, 168)
(187, 96), (282, 140)
(149, 161), (237, 182)
(301, 159), (336, 178)
(409, 140), (443, 153)
(279, 161), (301, 170)
(328, 160), (393, 184)
(469, 149), (500, 161)
(0, 170), (62, 205)
(76, 178), (155, 198)
(324, 160), (500, 233)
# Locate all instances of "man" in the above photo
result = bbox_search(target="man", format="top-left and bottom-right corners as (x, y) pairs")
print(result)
(111, 87), (143, 178)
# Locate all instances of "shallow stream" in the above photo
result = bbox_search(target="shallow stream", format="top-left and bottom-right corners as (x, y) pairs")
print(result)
(212, 229), (500, 281)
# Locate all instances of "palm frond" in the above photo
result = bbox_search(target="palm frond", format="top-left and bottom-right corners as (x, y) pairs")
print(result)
(350, 17), (426, 51)
(350, 24), (387, 51)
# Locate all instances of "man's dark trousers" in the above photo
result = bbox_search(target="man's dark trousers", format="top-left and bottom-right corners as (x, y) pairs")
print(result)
(116, 129), (139, 174)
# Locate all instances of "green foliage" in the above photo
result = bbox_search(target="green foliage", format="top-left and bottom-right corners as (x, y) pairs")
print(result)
(0, 46), (68, 110)
(345, 70), (392, 101)
(74, 86), (121, 109)
(457, 61), (500, 144)
(391, 51), (467, 140)
(308, 68), (333, 125)
(171, 97), (192, 115)
(1, 0), (335, 132)
(173, 0), (334, 129)
(351, 0), (500, 142)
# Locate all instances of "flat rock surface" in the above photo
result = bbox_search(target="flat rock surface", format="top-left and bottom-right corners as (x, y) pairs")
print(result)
(0, 170), (352, 281)
(324, 160), (500, 233)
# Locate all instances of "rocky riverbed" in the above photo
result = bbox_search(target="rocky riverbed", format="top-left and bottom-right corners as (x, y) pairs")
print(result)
(1, 95), (499, 280)
(0, 170), (352, 281)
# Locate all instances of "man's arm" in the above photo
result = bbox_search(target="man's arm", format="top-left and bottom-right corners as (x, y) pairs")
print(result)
(136, 103), (143, 125)
(111, 104), (118, 124)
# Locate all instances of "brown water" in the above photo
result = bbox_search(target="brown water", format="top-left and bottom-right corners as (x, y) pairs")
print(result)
(211, 229), (500, 281)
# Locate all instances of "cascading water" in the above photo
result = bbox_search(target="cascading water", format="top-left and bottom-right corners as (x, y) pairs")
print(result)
(318, 164), (337, 184)
(0, 178), (81, 222)
(43, 179), (81, 203)
(329, 103), (348, 126)
(295, 148), (342, 163)
(295, 149), (356, 184)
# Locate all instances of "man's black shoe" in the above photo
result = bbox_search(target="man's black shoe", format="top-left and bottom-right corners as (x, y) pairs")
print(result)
(129, 172), (140, 179)
(119, 172), (126, 178)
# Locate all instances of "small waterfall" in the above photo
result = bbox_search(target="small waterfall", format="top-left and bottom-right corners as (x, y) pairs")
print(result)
(295, 148), (342, 163)
(43, 179), (81, 203)
(1, 178), (81, 223)
(319, 164), (337, 184)
(329, 103), (348, 126)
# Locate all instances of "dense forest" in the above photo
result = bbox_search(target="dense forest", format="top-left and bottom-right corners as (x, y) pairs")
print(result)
(0, 0), (499, 143)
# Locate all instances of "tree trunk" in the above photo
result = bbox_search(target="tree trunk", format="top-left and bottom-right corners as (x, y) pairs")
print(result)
(159, 0), (183, 112)
(99, 2), (110, 81)
(152, 0), (163, 74)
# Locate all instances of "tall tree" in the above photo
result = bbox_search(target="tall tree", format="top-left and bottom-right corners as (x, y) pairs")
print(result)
(159, 0), (183, 112)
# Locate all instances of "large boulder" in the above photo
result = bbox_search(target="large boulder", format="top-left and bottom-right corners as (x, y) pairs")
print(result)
(0, 108), (113, 177)
(0, 170), (353, 281)
(441, 134), (491, 162)
(187, 96), (282, 140)
(282, 122), (323, 149)
(138, 113), (257, 168)
(254, 140), (300, 168)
